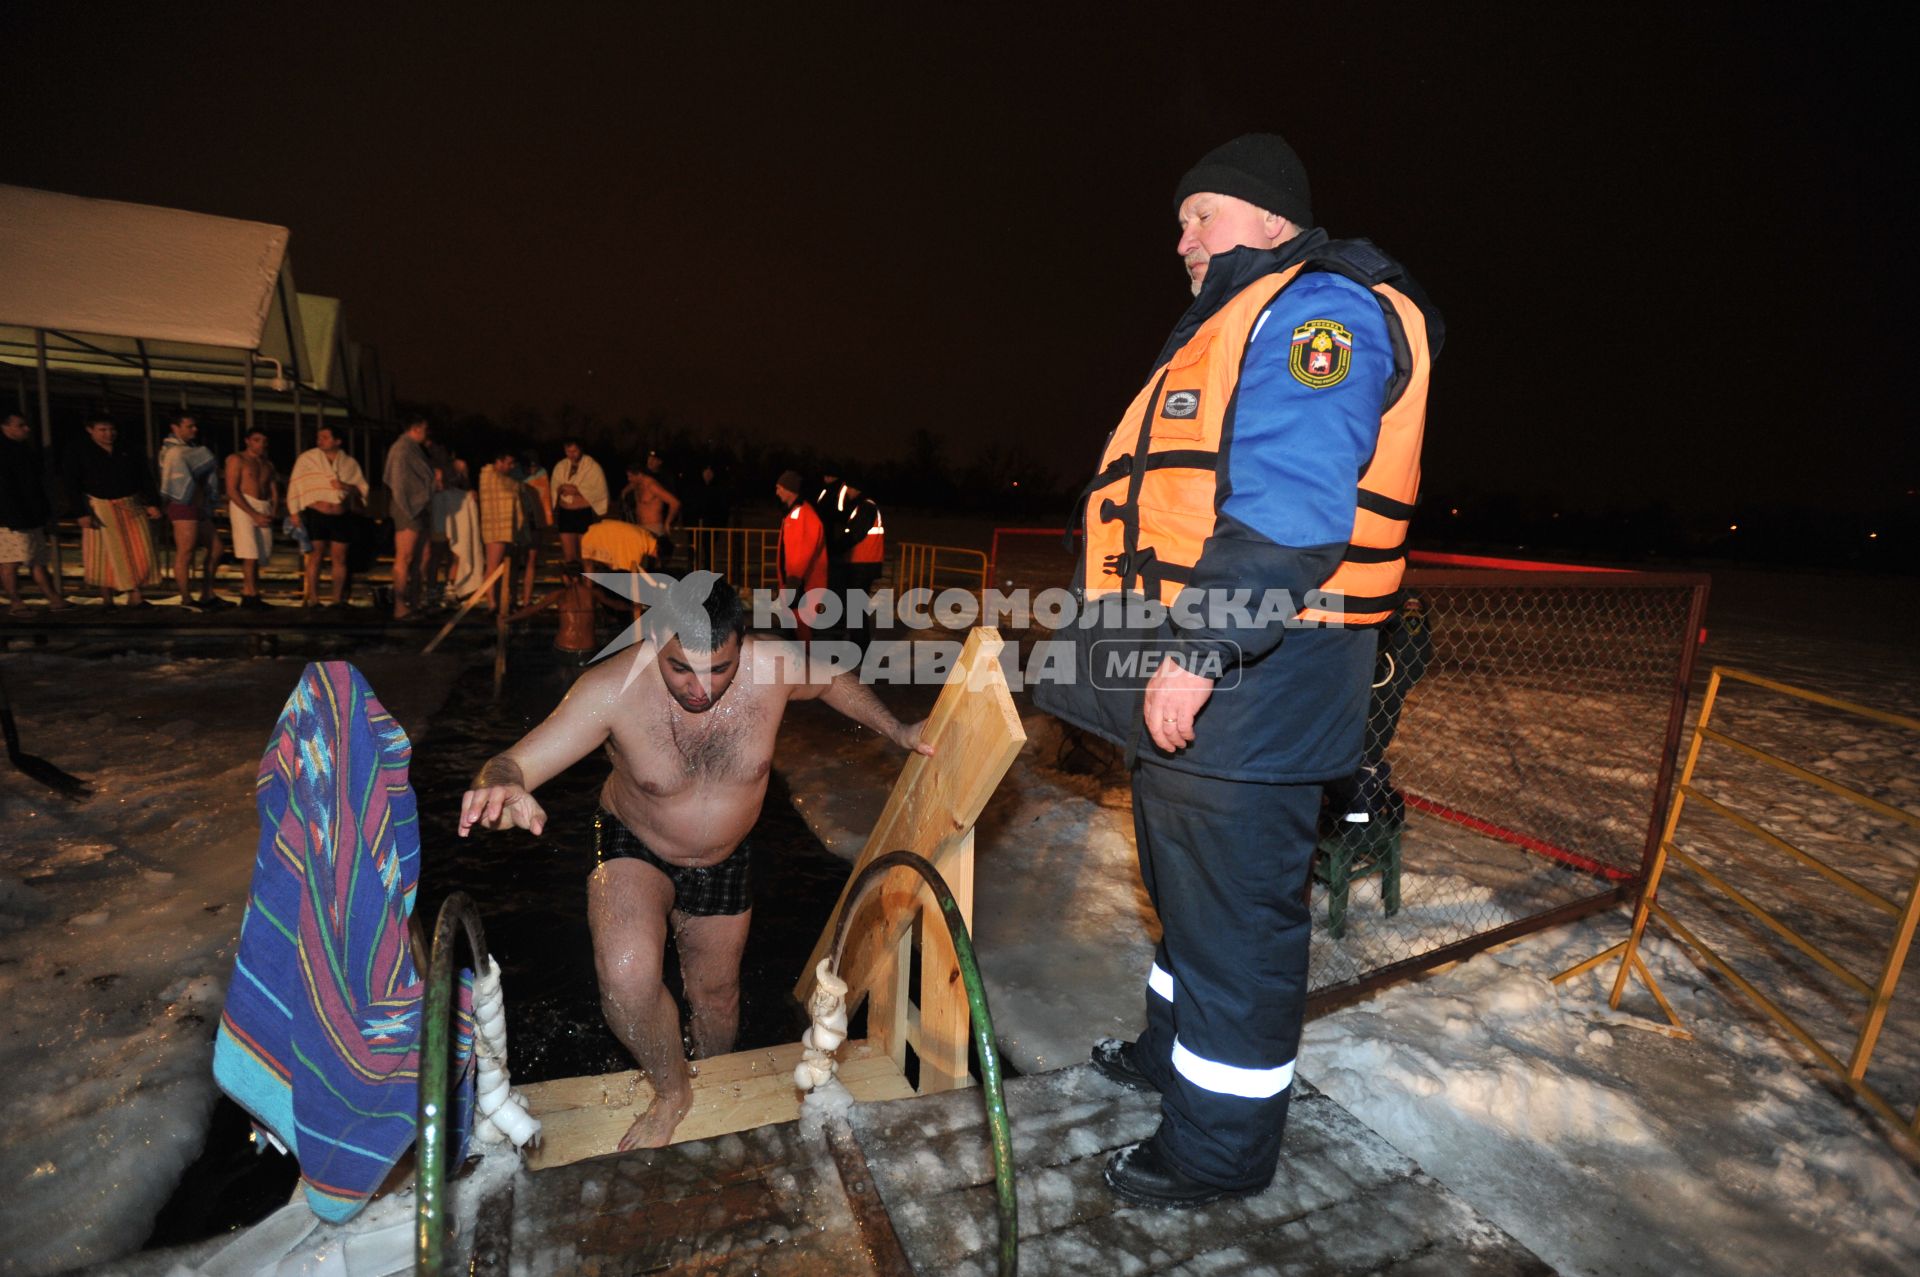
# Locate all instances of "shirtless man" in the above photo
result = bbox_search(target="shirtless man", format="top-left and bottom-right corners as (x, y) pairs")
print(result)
(224, 428), (280, 607)
(621, 459), (681, 563)
(457, 578), (929, 1149)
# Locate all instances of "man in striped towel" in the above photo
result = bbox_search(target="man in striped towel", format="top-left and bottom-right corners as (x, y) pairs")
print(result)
(478, 449), (524, 612)
(62, 416), (161, 607)
(214, 660), (474, 1221)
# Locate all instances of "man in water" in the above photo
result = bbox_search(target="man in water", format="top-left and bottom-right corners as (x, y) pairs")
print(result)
(457, 577), (930, 1149)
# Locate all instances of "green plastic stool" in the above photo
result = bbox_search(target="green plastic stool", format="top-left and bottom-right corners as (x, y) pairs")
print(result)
(1313, 820), (1403, 939)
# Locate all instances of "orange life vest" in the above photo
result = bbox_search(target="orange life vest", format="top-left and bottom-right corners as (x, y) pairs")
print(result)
(1080, 256), (1431, 626)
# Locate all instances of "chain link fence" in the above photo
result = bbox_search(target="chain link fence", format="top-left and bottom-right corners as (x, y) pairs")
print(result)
(989, 529), (1709, 1005)
(1305, 565), (1707, 1001)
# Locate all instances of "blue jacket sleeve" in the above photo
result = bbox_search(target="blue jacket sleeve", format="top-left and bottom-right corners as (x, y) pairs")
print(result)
(1173, 271), (1393, 665)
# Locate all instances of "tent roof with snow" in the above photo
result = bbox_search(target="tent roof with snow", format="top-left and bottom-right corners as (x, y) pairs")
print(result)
(0, 184), (391, 440)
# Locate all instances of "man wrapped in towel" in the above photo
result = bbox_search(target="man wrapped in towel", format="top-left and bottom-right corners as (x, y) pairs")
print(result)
(63, 416), (160, 605)
(214, 661), (476, 1221)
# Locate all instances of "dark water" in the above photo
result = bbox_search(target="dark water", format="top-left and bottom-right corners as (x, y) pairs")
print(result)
(148, 643), (856, 1248)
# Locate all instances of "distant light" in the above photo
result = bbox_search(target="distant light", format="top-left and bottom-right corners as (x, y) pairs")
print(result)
(1869, 531), (1879, 539)
(1729, 524), (1738, 531)
(1450, 507), (1460, 516)
(1011, 480), (1020, 487)
(1552, 512), (1560, 519)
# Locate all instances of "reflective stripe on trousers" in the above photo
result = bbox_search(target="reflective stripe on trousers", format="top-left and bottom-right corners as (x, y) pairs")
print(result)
(1131, 758), (1322, 1189)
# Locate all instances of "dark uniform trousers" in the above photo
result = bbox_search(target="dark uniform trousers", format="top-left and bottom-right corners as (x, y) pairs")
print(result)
(1128, 758), (1321, 1189)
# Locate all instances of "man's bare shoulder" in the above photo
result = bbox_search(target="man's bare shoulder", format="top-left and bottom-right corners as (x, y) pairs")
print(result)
(740, 634), (811, 698)
(577, 642), (662, 704)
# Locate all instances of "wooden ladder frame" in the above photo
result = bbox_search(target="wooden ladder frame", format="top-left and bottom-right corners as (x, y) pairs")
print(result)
(797, 627), (1025, 1092)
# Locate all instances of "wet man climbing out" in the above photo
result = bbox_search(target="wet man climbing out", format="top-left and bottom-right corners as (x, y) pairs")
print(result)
(458, 577), (930, 1149)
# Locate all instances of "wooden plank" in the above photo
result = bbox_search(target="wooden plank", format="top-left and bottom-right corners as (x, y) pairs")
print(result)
(869, 920), (913, 1075)
(916, 829), (976, 1092)
(518, 1038), (913, 1171)
(795, 627), (1024, 1008)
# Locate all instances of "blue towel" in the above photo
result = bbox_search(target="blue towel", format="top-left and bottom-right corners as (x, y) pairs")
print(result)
(213, 661), (474, 1221)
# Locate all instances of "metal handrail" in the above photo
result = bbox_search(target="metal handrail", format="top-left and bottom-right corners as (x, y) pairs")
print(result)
(829, 850), (1018, 1277)
(415, 892), (488, 1276)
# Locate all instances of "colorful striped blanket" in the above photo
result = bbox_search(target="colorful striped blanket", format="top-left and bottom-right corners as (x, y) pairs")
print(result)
(214, 661), (474, 1221)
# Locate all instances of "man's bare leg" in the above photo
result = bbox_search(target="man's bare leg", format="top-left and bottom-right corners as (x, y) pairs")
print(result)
(171, 519), (198, 601)
(673, 907), (751, 1060)
(328, 541), (350, 605)
(484, 542), (507, 610)
(200, 527), (225, 601)
(392, 527), (421, 617)
(588, 859), (693, 1150)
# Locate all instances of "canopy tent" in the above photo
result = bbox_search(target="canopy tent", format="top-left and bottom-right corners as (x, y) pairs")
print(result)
(0, 184), (391, 457)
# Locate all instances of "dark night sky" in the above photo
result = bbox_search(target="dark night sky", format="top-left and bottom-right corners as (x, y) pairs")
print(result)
(4, 4), (1910, 515)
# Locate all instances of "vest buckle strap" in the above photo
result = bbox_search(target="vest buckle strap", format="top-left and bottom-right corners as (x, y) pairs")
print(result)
(1102, 546), (1158, 585)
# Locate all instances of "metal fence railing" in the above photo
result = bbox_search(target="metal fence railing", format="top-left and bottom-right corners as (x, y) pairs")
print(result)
(896, 542), (988, 605)
(679, 524), (781, 593)
(1559, 667), (1920, 1139)
(1300, 564), (1709, 1007)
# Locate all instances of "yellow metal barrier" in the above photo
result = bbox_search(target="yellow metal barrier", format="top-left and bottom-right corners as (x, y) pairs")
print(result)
(680, 525), (782, 592)
(895, 542), (988, 608)
(1557, 665), (1920, 1140)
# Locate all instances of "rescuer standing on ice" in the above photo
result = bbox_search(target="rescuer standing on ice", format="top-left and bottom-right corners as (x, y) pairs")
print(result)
(1032, 133), (1441, 1207)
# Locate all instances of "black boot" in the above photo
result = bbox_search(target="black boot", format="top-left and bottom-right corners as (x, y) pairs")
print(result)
(1090, 1037), (1158, 1093)
(1103, 1135), (1268, 1210)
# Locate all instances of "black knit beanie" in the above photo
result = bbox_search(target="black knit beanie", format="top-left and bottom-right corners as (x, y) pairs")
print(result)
(1174, 133), (1313, 227)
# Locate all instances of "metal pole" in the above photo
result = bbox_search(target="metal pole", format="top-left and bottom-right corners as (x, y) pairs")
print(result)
(137, 339), (155, 457)
(1634, 580), (1714, 885)
(34, 329), (52, 448)
(240, 364), (251, 451)
(291, 380), (302, 465)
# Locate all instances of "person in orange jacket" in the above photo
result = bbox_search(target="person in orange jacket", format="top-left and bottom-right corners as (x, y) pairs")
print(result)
(774, 469), (827, 640)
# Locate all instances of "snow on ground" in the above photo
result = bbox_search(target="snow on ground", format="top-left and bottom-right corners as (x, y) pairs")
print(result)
(6, 565), (1914, 1275)
(778, 569), (1920, 1277)
(0, 650), (459, 1277)
(777, 694), (1156, 1072)
(1304, 922), (1920, 1277)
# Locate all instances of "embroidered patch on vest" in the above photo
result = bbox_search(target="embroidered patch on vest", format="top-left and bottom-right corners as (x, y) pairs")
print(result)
(1289, 320), (1353, 388)
(1161, 388), (1201, 419)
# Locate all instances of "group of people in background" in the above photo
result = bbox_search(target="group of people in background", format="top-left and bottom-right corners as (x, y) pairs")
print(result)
(2, 409), (878, 631)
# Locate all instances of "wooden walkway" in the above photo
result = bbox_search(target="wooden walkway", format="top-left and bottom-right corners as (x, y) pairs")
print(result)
(468, 1063), (1554, 1275)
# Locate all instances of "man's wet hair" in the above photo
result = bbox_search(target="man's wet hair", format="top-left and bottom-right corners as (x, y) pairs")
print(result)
(168, 409), (195, 428)
(561, 435), (583, 448)
(649, 574), (746, 655)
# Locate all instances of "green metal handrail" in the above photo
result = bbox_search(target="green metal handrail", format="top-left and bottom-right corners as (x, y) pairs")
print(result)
(829, 851), (1018, 1277)
(415, 891), (487, 1276)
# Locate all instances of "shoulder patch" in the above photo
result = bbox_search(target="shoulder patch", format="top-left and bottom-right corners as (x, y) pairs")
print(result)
(1289, 319), (1352, 388)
